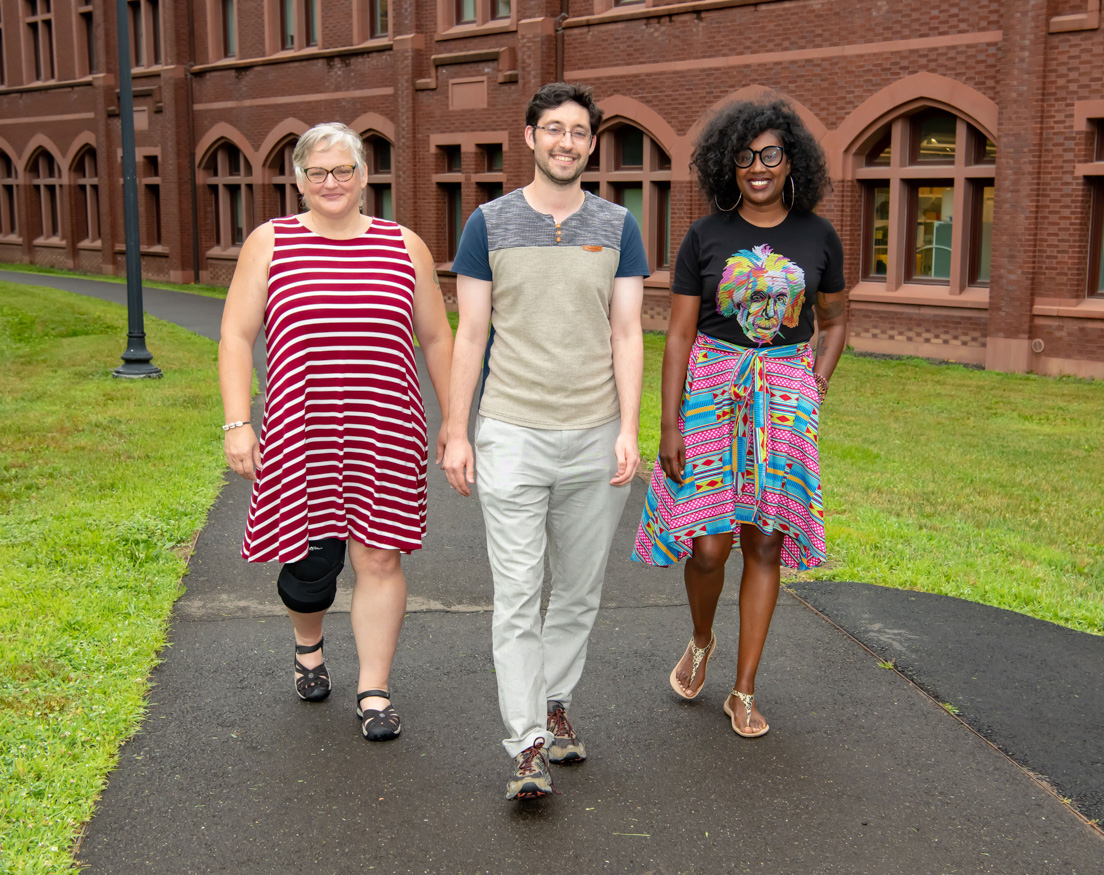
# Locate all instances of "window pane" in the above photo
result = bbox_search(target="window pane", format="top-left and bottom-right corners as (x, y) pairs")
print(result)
(372, 0), (387, 36)
(618, 185), (644, 235)
(231, 185), (244, 244)
(457, 0), (475, 23)
(914, 185), (953, 280)
(618, 127), (644, 168)
(914, 111), (956, 163)
(974, 185), (994, 283)
(1097, 188), (1104, 293)
(657, 182), (671, 269)
(867, 133), (891, 167)
(483, 144), (503, 172)
(282, 0), (294, 47)
(223, 0), (235, 56)
(374, 139), (392, 173)
(306, 0), (317, 46)
(867, 185), (889, 277)
(493, 0), (510, 18)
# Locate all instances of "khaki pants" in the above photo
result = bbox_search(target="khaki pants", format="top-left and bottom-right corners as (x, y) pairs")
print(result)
(475, 415), (631, 758)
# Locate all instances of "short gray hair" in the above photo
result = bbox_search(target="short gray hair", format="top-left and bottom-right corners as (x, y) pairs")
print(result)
(292, 123), (367, 176)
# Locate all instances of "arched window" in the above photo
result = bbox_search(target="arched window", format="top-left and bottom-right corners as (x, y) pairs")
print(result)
(269, 137), (299, 219)
(582, 122), (672, 271)
(1088, 121), (1104, 298)
(204, 142), (251, 249)
(0, 153), (17, 237)
(362, 134), (393, 220)
(857, 107), (995, 293)
(72, 147), (99, 244)
(29, 150), (62, 241)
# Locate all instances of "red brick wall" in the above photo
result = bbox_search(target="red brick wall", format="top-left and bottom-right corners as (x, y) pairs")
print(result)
(0, 0), (1101, 374)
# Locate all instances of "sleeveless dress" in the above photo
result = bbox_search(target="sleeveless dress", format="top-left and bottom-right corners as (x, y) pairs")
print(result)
(241, 216), (427, 564)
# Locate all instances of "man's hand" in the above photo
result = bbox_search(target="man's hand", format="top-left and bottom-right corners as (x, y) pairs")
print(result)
(443, 436), (476, 496)
(610, 429), (640, 487)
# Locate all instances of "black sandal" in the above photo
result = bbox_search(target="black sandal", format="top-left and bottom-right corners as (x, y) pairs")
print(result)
(357, 689), (401, 741)
(294, 638), (331, 702)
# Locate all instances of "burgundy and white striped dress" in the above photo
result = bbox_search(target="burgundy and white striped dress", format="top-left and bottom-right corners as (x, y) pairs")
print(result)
(241, 216), (427, 564)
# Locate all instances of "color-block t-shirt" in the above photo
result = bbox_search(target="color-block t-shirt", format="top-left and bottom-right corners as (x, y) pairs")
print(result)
(452, 189), (650, 429)
(673, 210), (845, 348)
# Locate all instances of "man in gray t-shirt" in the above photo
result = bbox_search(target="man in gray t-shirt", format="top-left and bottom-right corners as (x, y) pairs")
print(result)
(444, 82), (648, 801)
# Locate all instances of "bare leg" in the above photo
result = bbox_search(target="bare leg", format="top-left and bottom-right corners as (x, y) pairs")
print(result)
(348, 540), (405, 712)
(288, 608), (326, 673)
(672, 532), (732, 694)
(726, 525), (784, 733)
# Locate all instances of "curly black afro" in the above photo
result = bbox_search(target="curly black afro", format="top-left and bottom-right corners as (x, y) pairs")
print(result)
(692, 98), (831, 214)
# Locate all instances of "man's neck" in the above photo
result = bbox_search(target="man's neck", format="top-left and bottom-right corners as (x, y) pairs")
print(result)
(523, 176), (586, 224)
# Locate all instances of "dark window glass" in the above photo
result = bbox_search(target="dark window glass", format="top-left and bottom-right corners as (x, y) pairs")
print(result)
(617, 127), (644, 168)
(865, 184), (889, 278)
(913, 110), (956, 164)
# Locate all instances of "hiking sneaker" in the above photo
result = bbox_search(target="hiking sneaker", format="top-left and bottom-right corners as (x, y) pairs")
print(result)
(546, 701), (587, 764)
(505, 738), (554, 800)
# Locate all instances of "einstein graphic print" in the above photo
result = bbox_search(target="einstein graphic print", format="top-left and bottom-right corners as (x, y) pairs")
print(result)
(716, 244), (805, 345)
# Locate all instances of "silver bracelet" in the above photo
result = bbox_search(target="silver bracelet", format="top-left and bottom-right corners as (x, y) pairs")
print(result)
(222, 421), (251, 431)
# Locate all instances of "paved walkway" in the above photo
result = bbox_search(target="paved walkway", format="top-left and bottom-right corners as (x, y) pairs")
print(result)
(5, 271), (1102, 873)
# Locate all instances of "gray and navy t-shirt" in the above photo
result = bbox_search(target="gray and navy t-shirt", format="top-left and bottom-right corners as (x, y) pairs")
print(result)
(452, 188), (649, 430)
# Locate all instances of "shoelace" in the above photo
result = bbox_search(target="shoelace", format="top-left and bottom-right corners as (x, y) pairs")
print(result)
(547, 707), (574, 739)
(518, 738), (546, 773)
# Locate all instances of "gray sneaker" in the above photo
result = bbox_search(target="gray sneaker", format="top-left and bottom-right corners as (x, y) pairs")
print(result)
(546, 701), (587, 764)
(505, 738), (554, 800)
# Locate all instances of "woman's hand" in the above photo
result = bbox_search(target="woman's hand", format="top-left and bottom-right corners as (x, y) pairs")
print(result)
(224, 425), (261, 482)
(659, 425), (687, 486)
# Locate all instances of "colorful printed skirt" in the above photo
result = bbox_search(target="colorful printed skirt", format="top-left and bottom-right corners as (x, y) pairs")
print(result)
(632, 333), (826, 571)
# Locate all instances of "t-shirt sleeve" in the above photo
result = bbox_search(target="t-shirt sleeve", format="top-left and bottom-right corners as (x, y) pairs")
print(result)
(671, 225), (702, 296)
(819, 223), (846, 294)
(615, 211), (651, 278)
(450, 208), (492, 281)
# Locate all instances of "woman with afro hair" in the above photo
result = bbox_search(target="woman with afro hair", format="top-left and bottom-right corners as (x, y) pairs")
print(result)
(632, 98), (848, 737)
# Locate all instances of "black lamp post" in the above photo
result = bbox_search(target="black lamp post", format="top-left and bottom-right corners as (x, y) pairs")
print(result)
(112, 0), (162, 379)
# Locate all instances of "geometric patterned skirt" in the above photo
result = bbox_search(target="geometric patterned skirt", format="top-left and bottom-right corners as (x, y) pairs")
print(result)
(632, 333), (826, 571)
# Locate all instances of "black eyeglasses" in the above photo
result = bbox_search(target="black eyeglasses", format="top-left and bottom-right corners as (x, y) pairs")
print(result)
(734, 146), (785, 168)
(302, 164), (358, 184)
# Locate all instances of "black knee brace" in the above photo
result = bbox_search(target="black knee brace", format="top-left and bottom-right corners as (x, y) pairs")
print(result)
(277, 538), (346, 613)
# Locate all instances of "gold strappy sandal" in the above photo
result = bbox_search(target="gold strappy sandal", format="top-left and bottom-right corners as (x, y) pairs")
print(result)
(724, 689), (770, 738)
(669, 632), (717, 700)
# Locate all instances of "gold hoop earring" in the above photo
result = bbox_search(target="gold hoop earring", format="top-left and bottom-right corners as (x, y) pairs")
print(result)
(715, 192), (742, 212)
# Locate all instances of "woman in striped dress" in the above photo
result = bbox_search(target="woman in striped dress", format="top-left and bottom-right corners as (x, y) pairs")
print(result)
(219, 123), (453, 741)
(632, 99), (848, 737)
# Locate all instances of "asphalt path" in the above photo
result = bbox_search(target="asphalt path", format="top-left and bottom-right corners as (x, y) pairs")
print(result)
(4, 271), (1101, 872)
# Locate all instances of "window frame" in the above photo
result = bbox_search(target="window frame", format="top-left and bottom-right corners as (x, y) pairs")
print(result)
(269, 0), (319, 53)
(437, 0), (515, 40)
(29, 149), (63, 242)
(204, 142), (253, 252)
(0, 152), (19, 239)
(24, 0), (56, 82)
(855, 109), (996, 296)
(581, 122), (672, 276)
(72, 147), (100, 245)
(363, 133), (394, 221)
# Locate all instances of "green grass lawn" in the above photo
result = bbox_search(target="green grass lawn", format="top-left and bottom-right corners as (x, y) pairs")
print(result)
(639, 338), (1104, 634)
(0, 282), (226, 872)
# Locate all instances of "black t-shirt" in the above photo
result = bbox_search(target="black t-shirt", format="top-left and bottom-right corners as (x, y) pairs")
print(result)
(672, 210), (845, 348)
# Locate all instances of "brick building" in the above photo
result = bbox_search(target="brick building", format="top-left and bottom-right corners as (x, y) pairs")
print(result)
(1, 0), (1102, 376)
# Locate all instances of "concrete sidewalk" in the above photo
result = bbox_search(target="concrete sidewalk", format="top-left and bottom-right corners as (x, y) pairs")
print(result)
(5, 272), (1101, 872)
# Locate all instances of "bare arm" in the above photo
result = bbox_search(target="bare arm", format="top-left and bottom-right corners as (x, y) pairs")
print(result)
(442, 274), (493, 496)
(609, 274), (644, 487)
(403, 227), (454, 466)
(218, 221), (274, 481)
(813, 289), (849, 400)
(658, 293), (700, 486)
